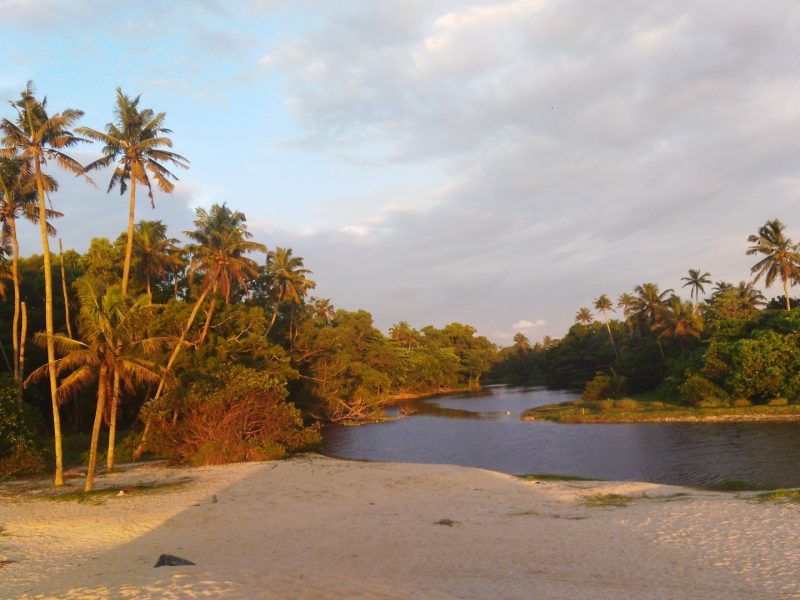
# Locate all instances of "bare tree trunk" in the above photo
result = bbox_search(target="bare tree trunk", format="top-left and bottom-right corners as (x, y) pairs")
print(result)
(35, 159), (64, 487)
(9, 217), (20, 397)
(198, 297), (216, 346)
(265, 288), (284, 337)
(106, 367), (121, 473)
(121, 178), (137, 296)
(784, 277), (792, 310)
(85, 364), (108, 493)
(59, 239), (72, 338)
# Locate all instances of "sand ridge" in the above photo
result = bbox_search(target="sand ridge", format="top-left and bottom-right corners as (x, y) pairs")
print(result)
(1, 454), (798, 599)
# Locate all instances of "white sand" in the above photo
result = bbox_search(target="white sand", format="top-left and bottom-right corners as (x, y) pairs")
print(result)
(1, 454), (798, 599)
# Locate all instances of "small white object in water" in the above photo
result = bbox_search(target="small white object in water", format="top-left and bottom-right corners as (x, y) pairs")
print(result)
(505, 411), (512, 415)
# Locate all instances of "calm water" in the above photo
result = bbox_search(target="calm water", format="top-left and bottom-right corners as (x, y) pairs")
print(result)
(321, 385), (800, 488)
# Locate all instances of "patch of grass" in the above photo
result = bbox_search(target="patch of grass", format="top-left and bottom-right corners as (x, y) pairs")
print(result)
(47, 478), (192, 504)
(708, 480), (777, 492)
(434, 518), (458, 527)
(754, 489), (800, 504)
(517, 473), (601, 482)
(584, 493), (634, 507)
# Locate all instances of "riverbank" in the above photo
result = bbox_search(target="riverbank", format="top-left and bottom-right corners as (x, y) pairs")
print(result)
(522, 400), (800, 423)
(2, 455), (799, 598)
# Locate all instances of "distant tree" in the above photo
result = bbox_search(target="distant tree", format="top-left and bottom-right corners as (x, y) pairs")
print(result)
(513, 332), (531, 352)
(78, 89), (188, 296)
(746, 219), (800, 310)
(633, 283), (673, 326)
(264, 247), (315, 339)
(681, 269), (712, 308)
(654, 296), (704, 347)
(575, 307), (593, 325)
(617, 292), (638, 339)
(593, 294), (619, 360)
(130, 220), (182, 297)
(390, 321), (420, 349)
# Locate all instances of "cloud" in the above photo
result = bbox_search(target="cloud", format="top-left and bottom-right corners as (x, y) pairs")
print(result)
(513, 319), (546, 330)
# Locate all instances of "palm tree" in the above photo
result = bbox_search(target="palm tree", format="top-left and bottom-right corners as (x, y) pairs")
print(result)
(746, 219), (800, 310)
(653, 296), (704, 347)
(28, 282), (163, 490)
(1, 83), (87, 486)
(633, 283), (673, 326)
(593, 294), (619, 359)
(78, 89), (189, 296)
(711, 280), (734, 297)
(312, 297), (335, 324)
(681, 269), (712, 308)
(264, 247), (315, 338)
(575, 307), (593, 325)
(133, 204), (265, 459)
(131, 220), (182, 296)
(616, 292), (637, 339)
(0, 157), (60, 400)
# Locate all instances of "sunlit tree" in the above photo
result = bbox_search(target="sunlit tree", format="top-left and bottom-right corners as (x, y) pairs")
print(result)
(746, 219), (800, 310)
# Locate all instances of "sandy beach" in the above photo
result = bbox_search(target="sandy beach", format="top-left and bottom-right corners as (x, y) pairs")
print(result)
(1, 454), (798, 599)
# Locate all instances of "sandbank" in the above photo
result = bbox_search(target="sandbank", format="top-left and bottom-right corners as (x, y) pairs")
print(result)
(1, 454), (798, 599)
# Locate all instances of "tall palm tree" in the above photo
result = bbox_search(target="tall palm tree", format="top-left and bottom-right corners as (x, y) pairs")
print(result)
(131, 220), (182, 296)
(711, 280), (734, 297)
(746, 219), (800, 310)
(265, 247), (315, 338)
(575, 307), (593, 325)
(312, 297), (335, 324)
(1, 83), (87, 486)
(633, 283), (673, 326)
(78, 89), (189, 296)
(0, 157), (60, 400)
(616, 292), (637, 339)
(28, 282), (163, 490)
(133, 204), (265, 459)
(681, 269), (712, 308)
(593, 294), (619, 360)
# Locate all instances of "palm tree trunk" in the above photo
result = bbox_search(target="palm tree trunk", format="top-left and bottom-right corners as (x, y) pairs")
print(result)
(35, 159), (64, 487)
(59, 239), (72, 338)
(121, 178), (137, 296)
(602, 310), (620, 361)
(784, 277), (792, 310)
(19, 302), (27, 394)
(198, 297), (216, 346)
(106, 367), (121, 473)
(85, 363), (108, 493)
(9, 217), (21, 404)
(132, 287), (210, 460)
(266, 288), (284, 337)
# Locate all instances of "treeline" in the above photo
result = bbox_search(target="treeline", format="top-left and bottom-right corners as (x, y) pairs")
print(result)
(0, 83), (494, 486)
(493, 219), (800, 407)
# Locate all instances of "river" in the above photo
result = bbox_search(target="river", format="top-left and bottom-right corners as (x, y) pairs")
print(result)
(321, 385), (800, 488)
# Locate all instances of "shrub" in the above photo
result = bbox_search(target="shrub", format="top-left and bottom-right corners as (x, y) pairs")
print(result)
(768, 397), (789, 406)
(614, 398), (638, 410)
(679, 374), (730, 408)
(0, 375), (44, 478)
(732, 398), (752, 407)
(597, 399), (615, 411)
(583, 372), (628, 402)
(150, 366), (321, 465)
(649, 401), (665, 409)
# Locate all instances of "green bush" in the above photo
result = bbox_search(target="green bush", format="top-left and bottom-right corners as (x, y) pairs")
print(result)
(0, 375), (44, 478)
(768, 397), (789, 406)
(597, 399), (615, 411)
(614, 398), (638, 410)
(679, 374), (730, 407)
(732, 398), (752, 407)
(583, 372), (628, 402)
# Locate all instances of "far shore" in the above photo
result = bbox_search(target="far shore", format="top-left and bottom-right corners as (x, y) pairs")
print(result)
(2, 454), (799, 598)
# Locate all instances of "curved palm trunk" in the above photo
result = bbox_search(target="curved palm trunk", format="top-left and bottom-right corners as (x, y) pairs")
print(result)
(19, 302), (27, 392)
(35, 159), (64, 487)
(198, 296), (216, 346)
(121, 178), (137, 296)
(133, 287), (210, 460)
(106, 367), (121, 472)
(602, 310), (620, 361)
(9, 217), (21, 404)
(85, 363), (109, 493)
(59, 239), (72, 338)
(266, 288), (284, 337)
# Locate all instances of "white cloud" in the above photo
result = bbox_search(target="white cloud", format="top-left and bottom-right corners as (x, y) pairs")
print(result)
(513, 319), (546, 330)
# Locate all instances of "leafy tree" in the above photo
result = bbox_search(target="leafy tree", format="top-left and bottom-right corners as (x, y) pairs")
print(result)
(129, 220), (182, 297)
(653, 296), (704, 347)
(265, 247), (315, 339)
(78, 89), (188, 296)
(746, 219), (800, 310)
(1, 82), (87, 486)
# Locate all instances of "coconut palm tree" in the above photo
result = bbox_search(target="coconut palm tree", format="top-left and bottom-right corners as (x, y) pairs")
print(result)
(132, 204), (265, 459)
(711, 280), (734, 297)
(312, 297), (335, 324)
(746, 219), (800, 310)
(653, 296), (704, 347)
(575, 307), (593, 325)
(616, 292), (637, 339)
(681, 269), (712, 308)
(0, 157), (60, 399)
(593, 294), (619, 360)
(131, 220), (182, 297)
(78, 89), (189, 296)
(264, 247), (315, 338)
(633, 283), (673, 326)
(1, 83), (87, 486)
(28, 281), (163, 490)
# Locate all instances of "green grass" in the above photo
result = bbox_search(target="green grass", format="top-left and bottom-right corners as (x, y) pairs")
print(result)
(754, 489), (800, 504)
(517, 473), (601, 482)
(708, 480), (780, 492)
(584, 493), (633, 507)
(46, 478), (192, 504)
(434, 518), (458, 527)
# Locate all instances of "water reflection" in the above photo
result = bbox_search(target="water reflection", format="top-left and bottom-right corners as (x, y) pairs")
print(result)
(321, 385), (800, 488)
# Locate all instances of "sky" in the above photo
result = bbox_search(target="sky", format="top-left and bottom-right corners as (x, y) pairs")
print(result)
(2, 0), (800, 344)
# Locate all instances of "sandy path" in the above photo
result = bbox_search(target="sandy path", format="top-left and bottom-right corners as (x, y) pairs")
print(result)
(1, 454), (798, 599)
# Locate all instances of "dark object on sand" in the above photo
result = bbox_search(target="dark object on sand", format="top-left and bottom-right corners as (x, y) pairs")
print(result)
(154, 554), (196, 568)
